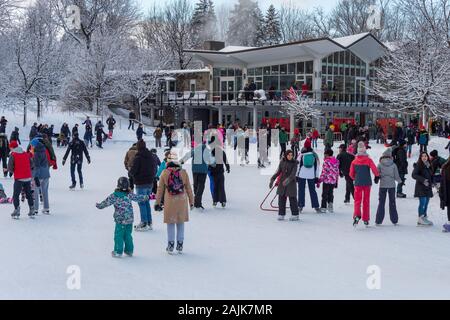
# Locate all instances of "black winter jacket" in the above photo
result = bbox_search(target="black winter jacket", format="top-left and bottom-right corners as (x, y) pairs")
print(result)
(336, 151), (355, 176)
(129, 149), (157, 186)
(63, 138), (90, 164)
(439, 164), (450, 209)
(412, 162), (433, 198)
(393, 146), (408, 175)
(270, 159), (298, 197)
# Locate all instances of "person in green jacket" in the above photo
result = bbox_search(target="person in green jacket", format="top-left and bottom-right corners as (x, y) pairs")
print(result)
(279, 127), (289, 159)
(324, 125), (334, 150)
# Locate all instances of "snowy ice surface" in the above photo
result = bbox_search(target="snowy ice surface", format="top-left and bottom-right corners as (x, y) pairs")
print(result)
(0, 107), (449, 299)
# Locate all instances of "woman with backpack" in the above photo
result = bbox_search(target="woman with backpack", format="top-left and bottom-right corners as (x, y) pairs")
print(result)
(209, 137), (230, 207)
(296, 139), (321, 213)
(417, 126), (429, 153)
(412, 152), (434, 226)
(154, 151), (194, 254)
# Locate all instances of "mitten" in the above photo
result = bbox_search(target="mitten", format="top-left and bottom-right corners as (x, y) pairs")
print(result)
(374, 176), (380, 184)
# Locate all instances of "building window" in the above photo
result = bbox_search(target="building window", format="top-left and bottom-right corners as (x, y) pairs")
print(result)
(305, 61), (313, 74)
(271, 65), (279, 75)
(280, 64), (287, 75)
(263, 66), (270, 75)
(288, 63), (296, 74)
(297, 62), (304, 74)
(255, 67), (263, 75)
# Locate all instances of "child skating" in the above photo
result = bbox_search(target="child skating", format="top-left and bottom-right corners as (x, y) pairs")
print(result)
(318, 149), (339, 213)
(96, 177), (149, 258)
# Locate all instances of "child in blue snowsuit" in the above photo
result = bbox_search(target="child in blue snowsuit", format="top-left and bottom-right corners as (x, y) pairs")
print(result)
(96, 177), (149, 258)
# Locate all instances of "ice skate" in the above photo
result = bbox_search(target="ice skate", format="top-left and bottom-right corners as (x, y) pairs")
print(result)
(327, 203), (334, 213)
(289, 215), (299, 221)
(28, 207), (36, 219)
(221, 202), (226, 208)
(417, 216), (432, 226)
(134, 222), (150, 231)
(176, 241), (183, 254)
(314, 207), (322, 213)
(213, 202), (217, 207)
(11, 208), (20, 219)
(80, 184), (84, 189)
(111, 251), (122, 258)
(124, 252), (133, 257)
(277, 215), (285, 221)
(319, 208), (327, 213)
(396, 193), (406, 198)
(353, 216), (360, 227)
(69, 183), (76, 190)
(42, 209), (50, 215)
(363, 221), (369, 227)
(166, 241), (175, 254)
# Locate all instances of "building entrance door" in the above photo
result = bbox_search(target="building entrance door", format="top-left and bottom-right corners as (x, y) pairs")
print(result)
(220, 77), (235, 101)
(355, 78), (366, 103)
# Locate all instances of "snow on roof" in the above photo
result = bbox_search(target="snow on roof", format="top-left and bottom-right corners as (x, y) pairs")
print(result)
(332, 32), (370, 47)
(219, 46), (256, 53)
(160, 68), (210, 74)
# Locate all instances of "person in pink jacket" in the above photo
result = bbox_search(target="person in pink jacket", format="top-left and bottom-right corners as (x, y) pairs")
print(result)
(318, 149), (340, 213)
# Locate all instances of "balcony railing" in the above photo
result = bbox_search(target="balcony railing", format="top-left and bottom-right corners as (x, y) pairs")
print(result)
(150, 90), (385, 108)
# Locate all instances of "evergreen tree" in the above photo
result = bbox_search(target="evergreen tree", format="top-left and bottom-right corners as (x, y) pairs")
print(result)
(227, 0), (263, 46)
(263, 5), (281, 45)
(191, 0), (218, 48)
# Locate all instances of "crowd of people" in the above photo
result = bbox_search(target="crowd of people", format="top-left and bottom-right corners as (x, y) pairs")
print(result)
(270, 120), (450, 232)
(1, 112), (450, 259)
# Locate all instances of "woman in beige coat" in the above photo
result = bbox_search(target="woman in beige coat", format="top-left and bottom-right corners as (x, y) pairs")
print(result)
(155, 151), (194, 254)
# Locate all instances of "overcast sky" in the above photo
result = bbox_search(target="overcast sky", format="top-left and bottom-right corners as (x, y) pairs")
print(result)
(137, 0), (338, 14)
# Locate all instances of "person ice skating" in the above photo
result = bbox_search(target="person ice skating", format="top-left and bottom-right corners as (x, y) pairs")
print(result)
(429, 150), (446, 190)
(439, 159), (450, 232)
(7, 140), (34, 219)
(375, 148), (402, 225)
(124, 143), (138, 191)
(153, 127), (163, 148)
(180, 141), (212, 210)
(10, 127), (21, 145)
(290, 131), (300, 159)
(347, 139), (357, 155)
(60, 123), (71, 145)
(0, 116), (7, 133)
(129, 140), (157, 231)
(270, 150), (299, 220)
(349, 141), (380, 226)
(318, 149), (339, 213)
(296, 139), (321, 213)
(337, 144), (355, 203)
(392, 140), (408, 198)
(445, 137), (450, 156)
(311, 127), (319, 149)
(96, 177), (149, 258)
(150, 148), (161, 198)
(82, 116), (92, 130)
(128, 111), (136, 130)
(209, 138), (230, 207)
(72, 124), (79, 137)
(0, 133), (10, 177)
(106, 115), (116, 139)
(279, 127), (289, 159)
(324, 124), (334, 150)
(29, 123), (38, 141)
(84, 124), (93, 148)
(154, 151), (194, 254)
(406, 125), (416, 158)
(62, 133), (91, 189)
(412, 152), (434, 226)
(96, 123), (107, 149)
(0, 183), (12, 204)
(136, 124), (146, 141)
(417, 126), (429, 153)
(30, 138), (51, 215)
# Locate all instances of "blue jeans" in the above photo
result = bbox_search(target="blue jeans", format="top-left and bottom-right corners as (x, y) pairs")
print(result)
(418, 197), (430, 217)
(407, 144), (412, 154)
(297, 178), (319, 208)
(312, 138), (318, 149)
(136, 185), (152, 224)
(70, 162), (83, 185)
(167, 223), (184, 242)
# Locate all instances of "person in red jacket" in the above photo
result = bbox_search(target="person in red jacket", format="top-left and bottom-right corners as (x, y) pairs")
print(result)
(311, 127), (319, 149)
(7, 140), (34, 219)
(350, 141), (380, 226)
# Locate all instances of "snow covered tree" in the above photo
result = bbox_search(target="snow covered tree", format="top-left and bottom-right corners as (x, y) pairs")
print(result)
(262, 5), (281, 46)
(372, 39), (450, 127)
(191, 0), (217, 48)
(227, 0), (264, 46)
(279, 2), (314, 43)
(284, 89), (322, 121)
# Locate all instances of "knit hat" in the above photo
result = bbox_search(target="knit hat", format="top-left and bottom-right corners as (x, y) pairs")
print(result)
(116, 177), (130, 192)
(357, 141), (366, 154)
(382, 148), (392, 158)
(9, 140), (18, 149)
(304, 138), (311, 149)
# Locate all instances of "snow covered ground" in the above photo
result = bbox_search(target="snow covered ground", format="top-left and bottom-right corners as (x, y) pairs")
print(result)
(1, 107), (450, 299)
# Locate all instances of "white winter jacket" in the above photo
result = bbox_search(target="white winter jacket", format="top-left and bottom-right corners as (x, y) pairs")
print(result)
(296, 151), (320, 180)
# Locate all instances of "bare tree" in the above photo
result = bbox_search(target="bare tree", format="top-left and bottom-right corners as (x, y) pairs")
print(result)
(216, 3), (230, 42)
(279, 2), (315, 42)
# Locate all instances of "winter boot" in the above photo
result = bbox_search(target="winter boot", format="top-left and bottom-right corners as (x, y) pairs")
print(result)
(11, 207), (20, 219)
(111, 251), (122, 258)
(69, 183), (76, 190)
(314, 207), (322, 213)
(213, 202), (217, 207)
(221, 202), (226, 208)
(277, 215), (285, 221)
(124, 252), (133, 257)
(42, 209), (50, 215)
(176, 241), (183, 254)
(80, 184), (84, 189)
(397, 193), (406, 198)
(353, 216), (361, 227)
(289, 215), (299, 221)
(166, 241), (175, 254)
(327, 203), (334, 213)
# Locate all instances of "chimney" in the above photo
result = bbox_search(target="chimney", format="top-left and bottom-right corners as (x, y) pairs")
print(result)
(203, 41), (225, 51)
